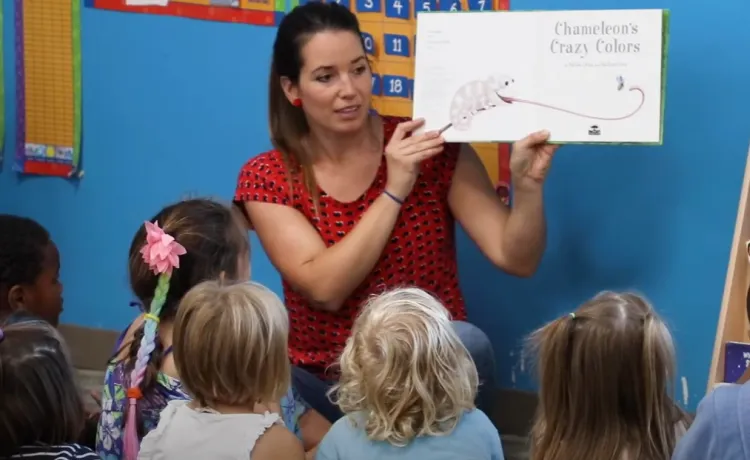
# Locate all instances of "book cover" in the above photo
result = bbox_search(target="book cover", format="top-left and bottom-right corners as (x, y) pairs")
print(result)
(412, 9), (669, 144)
(725, 341), (750, 383)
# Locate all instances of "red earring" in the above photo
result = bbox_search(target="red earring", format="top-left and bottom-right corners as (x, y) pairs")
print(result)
(292, 98), (302, 107)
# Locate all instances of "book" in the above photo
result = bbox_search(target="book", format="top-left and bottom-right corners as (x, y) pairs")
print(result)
(724, 341), (750, 383)
(412, 9), (670, 144)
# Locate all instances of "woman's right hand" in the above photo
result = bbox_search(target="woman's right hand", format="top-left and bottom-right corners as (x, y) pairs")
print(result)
(384, 118), (445, 200)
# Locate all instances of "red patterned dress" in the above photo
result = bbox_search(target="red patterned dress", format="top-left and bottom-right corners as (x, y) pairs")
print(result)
(234, 116), (467, 376)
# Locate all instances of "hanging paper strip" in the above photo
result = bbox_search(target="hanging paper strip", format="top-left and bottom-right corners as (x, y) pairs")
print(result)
(14, 0), (82, 178)
(85, 0), (286, 27)
(0, 1), (5, 165)
(0, 2), (5, 164)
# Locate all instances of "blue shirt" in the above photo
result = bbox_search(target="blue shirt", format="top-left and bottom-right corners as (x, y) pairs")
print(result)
(315, 409), (504, 460)
(672, 382), (750, 460)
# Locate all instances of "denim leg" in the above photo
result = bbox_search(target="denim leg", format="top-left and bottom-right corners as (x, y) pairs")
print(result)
(292, 366), (344, 423)
(452, 320), (497, 416)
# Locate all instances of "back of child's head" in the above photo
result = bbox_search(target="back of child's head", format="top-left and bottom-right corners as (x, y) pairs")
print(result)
(0, 320), (86, 456)
(173, 280), (290, 408)
(332, 287), (478, 447)
(0, 214), (62, 325)
(120, 198), (249, 459)
(528, 291), (687, 460)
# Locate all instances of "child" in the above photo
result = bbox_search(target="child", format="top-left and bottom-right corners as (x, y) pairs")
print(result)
(315, 287), (504, 460)
(96, 198), (328, 459)
(138, 280), (305, 459)
(0, 214), (63, 326)
(0, 321), (98, 459)
(527, 291), (691, 460)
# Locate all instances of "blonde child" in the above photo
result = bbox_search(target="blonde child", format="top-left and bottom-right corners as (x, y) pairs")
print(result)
(138, 280), (305, 459)
(527, 291), (691, 460)
(0, 321), (98, 459)
(315, 287), (504, 460)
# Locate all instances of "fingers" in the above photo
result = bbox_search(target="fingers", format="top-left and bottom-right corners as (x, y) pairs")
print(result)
(391, 118), (426, 142)
(403, 133), (444, 156)
(516, 129), (551, 148)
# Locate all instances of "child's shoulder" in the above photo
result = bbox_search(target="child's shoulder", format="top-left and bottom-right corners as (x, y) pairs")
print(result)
(252, 423), (305, 460)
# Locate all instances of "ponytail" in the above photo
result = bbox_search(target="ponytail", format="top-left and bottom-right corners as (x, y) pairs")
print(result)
(122, 221), (186, 460)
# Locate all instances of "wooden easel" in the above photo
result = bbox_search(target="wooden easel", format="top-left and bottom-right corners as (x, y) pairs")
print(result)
(709, 142), (750, 390)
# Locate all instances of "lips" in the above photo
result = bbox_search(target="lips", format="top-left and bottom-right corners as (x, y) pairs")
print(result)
(335, 105), (360, 113)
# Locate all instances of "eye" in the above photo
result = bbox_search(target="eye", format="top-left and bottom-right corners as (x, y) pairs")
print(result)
(353, 65), (367, 75)
(316, 74), (332, 83)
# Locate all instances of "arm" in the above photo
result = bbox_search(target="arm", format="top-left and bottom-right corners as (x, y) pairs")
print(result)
(245, 195), (401, 311)
(299, 409), (331, 454)
(448, 144), (545, 277)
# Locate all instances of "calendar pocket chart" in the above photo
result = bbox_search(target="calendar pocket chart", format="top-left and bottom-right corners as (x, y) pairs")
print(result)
(413, 9), (670, 144)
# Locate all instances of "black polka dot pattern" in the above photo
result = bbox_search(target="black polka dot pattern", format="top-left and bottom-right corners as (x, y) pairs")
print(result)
(234, 116), (467, 377)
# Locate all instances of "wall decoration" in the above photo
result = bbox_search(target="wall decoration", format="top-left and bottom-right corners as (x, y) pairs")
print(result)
(85, 0), (286, 27)
(15, 0), (83, 177)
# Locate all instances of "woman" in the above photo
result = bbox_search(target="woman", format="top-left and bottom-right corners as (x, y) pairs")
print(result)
(234, 2), (557, 423)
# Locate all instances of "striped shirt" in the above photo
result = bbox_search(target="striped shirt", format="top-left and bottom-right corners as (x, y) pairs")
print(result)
(9, 444), (99, 459)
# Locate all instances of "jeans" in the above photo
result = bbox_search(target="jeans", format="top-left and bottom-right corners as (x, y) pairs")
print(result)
(292, 320), (497, 423)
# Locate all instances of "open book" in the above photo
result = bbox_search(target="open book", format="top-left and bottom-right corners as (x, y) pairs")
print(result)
(412, 9), (670, 144)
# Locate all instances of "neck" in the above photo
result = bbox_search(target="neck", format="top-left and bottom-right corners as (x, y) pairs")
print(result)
(307, 116), (380, 165)
(189, 400), (276, 415)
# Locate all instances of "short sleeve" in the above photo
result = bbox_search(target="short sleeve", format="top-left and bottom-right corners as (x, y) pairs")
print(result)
(672, 386), (727, 460)
(420, 142), (460, 198)
(233, 151), (292, 208)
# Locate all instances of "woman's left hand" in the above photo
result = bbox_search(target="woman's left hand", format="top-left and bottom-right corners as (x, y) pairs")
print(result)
(509, 130), (559, 192)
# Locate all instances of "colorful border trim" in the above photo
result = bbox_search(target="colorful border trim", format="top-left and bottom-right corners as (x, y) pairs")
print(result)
(88, 0), (285, 27)
(72, 0), (83, 176)
(13, 0), (26, 172)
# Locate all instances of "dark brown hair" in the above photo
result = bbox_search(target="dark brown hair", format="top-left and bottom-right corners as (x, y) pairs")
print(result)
(269, 1), (367, 207)
(527, 291), (691, 460)
(0, 321), (86, 456)
(113, 198), (249, 429)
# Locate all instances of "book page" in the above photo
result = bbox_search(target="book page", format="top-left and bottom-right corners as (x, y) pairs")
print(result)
(413, 10), (666, 144)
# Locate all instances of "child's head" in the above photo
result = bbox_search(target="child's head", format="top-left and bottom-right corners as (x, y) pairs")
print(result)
(173, 280), (291, 408)
(332, 287), (477, 447)
(0, 321), (86, 456)
(128, 198), (250, 318)
(528, 291), (685, 460)
(0, 215), (63, 326)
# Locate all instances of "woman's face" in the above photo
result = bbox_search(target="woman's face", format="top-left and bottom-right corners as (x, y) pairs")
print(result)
(284, 30), (373, 135)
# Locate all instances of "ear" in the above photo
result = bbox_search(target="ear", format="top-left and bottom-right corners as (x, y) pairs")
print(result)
(7, 284), (25, 311)
(280, 76), (300, 105)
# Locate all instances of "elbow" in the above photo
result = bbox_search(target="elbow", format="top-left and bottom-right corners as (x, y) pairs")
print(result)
(488, 250), (541, 278)
(300, 283), (347, 313)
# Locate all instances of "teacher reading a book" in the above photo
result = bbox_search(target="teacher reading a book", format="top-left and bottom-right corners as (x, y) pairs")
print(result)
(234, 2), (558, 423)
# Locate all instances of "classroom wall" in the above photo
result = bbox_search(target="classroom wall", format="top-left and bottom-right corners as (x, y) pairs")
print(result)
(1, 0), (749, 410)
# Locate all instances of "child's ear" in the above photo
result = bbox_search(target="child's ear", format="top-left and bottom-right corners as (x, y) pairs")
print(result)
(7, 284), (26, 311)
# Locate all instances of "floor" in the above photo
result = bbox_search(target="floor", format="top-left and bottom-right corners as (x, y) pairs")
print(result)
(77, 370), (530, 459)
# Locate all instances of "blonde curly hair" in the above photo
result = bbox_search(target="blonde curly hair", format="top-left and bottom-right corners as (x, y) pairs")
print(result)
(330, 287), (478, 446)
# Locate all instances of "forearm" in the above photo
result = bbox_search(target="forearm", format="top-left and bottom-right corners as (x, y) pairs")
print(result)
(502, 186), (546, 276)
(304, 193), (401, 311)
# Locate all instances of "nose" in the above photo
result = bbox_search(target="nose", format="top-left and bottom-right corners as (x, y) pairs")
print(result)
(338, 74), (357, 99)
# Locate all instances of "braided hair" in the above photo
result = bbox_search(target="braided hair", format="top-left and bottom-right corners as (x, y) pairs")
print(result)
(117, 199), (249, 459)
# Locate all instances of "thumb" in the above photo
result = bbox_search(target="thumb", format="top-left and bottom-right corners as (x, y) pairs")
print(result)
(517, 130), (551, 148)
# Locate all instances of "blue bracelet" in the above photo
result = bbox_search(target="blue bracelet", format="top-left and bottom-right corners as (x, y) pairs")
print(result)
(383, 190), (404, 205)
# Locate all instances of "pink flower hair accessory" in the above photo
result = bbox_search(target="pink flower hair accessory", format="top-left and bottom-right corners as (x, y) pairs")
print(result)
(139, 221), (187, 275)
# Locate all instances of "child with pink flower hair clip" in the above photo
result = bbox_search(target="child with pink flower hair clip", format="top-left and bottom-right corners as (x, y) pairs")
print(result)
(95, 199), (331, 460)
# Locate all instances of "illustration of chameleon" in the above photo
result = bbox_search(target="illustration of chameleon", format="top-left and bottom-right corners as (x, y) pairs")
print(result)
(439, 74), (645, 134)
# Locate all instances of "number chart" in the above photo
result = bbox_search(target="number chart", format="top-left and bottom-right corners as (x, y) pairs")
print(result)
(295, 0), (512, 192)
(85, 0), (286, 27)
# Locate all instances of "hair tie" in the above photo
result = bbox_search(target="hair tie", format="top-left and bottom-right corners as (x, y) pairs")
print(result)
(144, 313), (160, 323)
(569, 312), (576, 319)
(126, 387), (143, 400)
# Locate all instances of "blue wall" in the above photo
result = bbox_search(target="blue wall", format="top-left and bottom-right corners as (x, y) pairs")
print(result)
(1, 0), (749, 410)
